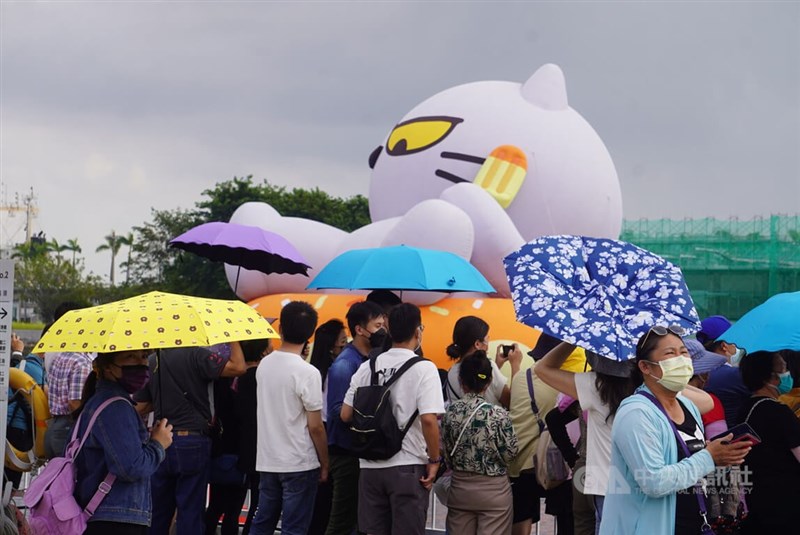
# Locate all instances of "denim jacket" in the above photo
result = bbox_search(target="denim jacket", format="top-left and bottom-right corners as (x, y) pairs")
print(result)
(74, 380), (165, 526)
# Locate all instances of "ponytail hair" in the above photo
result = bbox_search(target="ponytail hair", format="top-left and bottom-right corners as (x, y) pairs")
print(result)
(458, 351), (493, 394)
(447, 316), (489, 360)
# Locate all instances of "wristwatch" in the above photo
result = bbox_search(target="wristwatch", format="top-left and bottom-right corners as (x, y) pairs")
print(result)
(427, 456), (443, 464)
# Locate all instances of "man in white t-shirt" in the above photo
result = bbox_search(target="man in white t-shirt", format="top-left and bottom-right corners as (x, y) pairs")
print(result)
(251, 301), (329, 535)
(341, 303), (445, 535)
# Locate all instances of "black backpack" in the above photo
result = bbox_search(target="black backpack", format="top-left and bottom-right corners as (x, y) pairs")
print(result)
(349, 355), (424, 460)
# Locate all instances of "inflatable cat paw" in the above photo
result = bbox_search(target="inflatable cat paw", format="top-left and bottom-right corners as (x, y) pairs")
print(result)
(230, 64), (622, 303)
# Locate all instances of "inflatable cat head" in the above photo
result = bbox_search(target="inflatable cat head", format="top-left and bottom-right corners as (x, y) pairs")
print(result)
(367, 64), (623, 240)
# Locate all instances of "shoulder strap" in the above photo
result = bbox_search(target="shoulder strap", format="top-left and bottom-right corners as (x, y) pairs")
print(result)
(744, 398), (774, 425)
(526, 368), (545, 434)
(446, 377), (461, 401)
(638, 391), (712, 528)
(449, 401), (490, 457)
(382, 357), (425, 388)
(19, 359), (27, 375)
(383, 357), (426, 438)
(72, 396), (129, 458)
(369, 354), (379, 385)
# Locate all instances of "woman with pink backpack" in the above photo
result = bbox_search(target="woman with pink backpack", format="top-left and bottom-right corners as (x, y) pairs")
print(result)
(72, 350), (173, 534)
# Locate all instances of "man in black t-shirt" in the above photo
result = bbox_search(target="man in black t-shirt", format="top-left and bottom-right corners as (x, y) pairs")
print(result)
(136, 344), (245, 535)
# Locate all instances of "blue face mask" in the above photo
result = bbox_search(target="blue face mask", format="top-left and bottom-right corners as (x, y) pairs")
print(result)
(776, 371), (793, 395)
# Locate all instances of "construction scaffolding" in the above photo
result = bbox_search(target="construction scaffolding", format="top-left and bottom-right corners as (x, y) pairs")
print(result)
(621, 215), (800, 321)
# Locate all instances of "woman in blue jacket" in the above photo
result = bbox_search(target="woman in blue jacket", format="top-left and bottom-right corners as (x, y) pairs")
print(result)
(73, 350), (173, 535)
(599, 326), (752, 535)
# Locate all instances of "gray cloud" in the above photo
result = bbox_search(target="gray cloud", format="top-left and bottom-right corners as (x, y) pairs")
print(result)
(1, 1), (798, 279)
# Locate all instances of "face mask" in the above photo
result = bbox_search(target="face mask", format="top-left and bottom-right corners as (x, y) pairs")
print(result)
(367, 327), (388, 349)
(114, 364), (151, 394)
(774, 371), (793, 395)
(730, 347), (745, 367)
(648, 356), (694, 392)
(414, 326), (423, 353)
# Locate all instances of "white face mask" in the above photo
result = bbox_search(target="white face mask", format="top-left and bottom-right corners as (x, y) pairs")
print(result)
(647, 356), (694, 392)
(730, 347), (745, 367)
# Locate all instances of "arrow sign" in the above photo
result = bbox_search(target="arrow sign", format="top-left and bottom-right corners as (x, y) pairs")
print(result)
(0, 308), (6, 320)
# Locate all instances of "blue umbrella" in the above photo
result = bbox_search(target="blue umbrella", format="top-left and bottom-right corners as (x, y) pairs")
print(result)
(307, 245), (495, 293)
(504, 235), (700, 362)
(721, 292), (800, 352)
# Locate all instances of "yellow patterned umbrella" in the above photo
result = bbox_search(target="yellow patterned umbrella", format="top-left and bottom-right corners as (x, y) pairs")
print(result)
(35, 291), (278, 353)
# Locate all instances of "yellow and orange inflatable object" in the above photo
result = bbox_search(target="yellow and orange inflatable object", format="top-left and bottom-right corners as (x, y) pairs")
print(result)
(249, 293), (588, 374)
(5, 367), (50, 472)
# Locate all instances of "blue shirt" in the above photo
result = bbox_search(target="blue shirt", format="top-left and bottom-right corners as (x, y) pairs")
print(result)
(326, 343), (366, 451)
(705, 364), (750, 427)
(599, 386), (715, 535)
(7, 355), (46, 431)
(74, 380), (165, 526)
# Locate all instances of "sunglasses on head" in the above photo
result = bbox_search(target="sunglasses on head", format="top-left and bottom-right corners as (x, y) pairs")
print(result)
(639, 324), (686, 349)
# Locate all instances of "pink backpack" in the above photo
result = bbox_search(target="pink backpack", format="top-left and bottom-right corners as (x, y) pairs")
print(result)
(24, 396), (127, 535)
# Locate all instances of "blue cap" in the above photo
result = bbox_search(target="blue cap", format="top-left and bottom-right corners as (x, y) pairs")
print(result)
(696, 316), (732, 345)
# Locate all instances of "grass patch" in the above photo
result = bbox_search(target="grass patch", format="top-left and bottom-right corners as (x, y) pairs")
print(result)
(12, 321), (45, 332)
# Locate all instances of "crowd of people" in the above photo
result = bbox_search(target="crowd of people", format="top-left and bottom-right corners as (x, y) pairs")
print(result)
(5, 297), (800, 535)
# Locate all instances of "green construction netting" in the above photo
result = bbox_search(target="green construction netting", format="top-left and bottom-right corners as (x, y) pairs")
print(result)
(621, 215), (800, 321)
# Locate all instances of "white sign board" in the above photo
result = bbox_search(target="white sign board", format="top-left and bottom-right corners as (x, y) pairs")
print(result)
(0, 260), (14, 473)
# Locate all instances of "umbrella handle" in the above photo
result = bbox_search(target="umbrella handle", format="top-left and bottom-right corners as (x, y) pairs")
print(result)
(234, 265), (241, 294)
(157, 349), (162, 421)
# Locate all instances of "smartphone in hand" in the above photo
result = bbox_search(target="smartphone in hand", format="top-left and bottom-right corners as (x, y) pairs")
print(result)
(710, 423), (761, 446)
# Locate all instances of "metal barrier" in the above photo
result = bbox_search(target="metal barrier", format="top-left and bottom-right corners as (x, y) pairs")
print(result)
(427, 493), (551, 534)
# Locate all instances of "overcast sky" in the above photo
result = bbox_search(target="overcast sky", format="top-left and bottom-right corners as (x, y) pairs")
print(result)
(1, 1), (798, 280)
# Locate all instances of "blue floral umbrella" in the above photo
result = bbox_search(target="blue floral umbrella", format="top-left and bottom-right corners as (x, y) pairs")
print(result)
(504, 235), (701, 362)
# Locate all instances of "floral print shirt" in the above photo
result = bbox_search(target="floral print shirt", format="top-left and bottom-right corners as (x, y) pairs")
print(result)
(442, 393), (519, 476)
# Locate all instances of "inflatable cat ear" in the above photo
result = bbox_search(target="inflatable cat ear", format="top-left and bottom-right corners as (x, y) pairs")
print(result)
(521, 63), (569, 110)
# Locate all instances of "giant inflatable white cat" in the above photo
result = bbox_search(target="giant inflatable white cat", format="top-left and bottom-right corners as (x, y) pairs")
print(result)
(229, 64), (623, 303)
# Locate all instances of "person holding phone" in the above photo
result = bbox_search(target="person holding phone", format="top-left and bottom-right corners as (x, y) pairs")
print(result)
(445, 316), (522, 408)
(737, 351), (800, 533)
(599, 326), (752, 535)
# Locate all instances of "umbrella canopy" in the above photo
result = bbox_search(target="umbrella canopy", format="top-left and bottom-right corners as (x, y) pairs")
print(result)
(720, 291), (800, 353)
(170, 222), (311, 276)
(306, 245), (495, 293)
(34, 291), (278, 353)
(504, 235), (700, 362)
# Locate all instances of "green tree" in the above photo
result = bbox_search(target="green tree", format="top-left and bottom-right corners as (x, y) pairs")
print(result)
(48, 238), (70, 263)
(14, 254), (100, 322)
(126, 176), (371, 297)
(65, 238), (82, 268)
(96, 230), (126, 286)
(118, 232), (135, 285)
(11, 239), (50, 260)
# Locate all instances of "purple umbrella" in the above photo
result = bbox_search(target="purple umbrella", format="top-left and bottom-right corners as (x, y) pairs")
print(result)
(169, 222), (310, 290)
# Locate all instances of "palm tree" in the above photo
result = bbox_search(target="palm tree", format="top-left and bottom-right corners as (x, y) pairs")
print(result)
(47, 238), (70, 263)
(96, 230), (125, 286)
(118, 232), (134, 284)
(65, 238), (82, 268)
